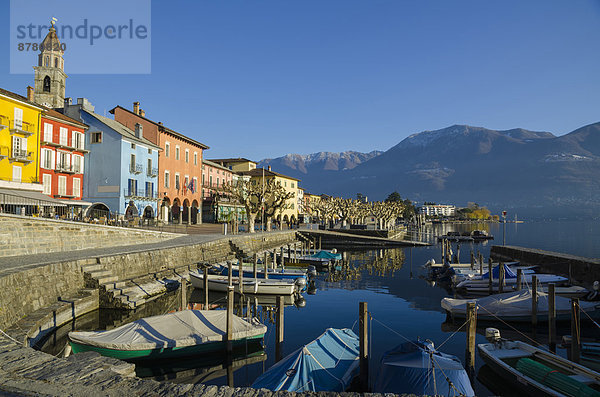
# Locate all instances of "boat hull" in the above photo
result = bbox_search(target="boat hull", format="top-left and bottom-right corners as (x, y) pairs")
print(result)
(70, 335), (263, 361)
(190, 272), (297, 295)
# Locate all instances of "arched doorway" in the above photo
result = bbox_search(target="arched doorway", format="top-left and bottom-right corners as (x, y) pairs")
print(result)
(182, 199), (190, 224)
(191, 200), (199, 224)
(86, 202), (110, 220)
(161, 197), (171, 223)
(172, 198), (181, 224)
(143, 205), (154, 224)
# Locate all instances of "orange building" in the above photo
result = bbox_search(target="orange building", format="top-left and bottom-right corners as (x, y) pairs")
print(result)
(111, 103), (209, 224)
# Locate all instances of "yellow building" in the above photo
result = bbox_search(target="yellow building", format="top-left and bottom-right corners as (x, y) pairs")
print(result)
(0, 88), (43, 189)
(239, 167), (300, 224)
(208, 157), (257, 172)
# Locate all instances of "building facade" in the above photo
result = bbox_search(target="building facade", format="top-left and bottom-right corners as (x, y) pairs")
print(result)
(64, 98), (160, 219)
(39, 109), (88, 201)
(201, 159), (245, 223)
(0, 88), (42, 190)
(111, 103), (208, 224)
(419, 204), (456, 217)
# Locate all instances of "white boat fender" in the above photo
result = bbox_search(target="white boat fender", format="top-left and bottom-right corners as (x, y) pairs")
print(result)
(331, 248), (337, 253)
(485, 328), (501, 343)
(295, 277), (307, 288)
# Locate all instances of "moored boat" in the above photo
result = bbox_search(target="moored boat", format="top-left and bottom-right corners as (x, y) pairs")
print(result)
(68, 310), (266, 361)
(478, 329), (600, 396)
(372, 340), (475, 396)
(251, 328), (359, 392)
(189, 272), (299, 295)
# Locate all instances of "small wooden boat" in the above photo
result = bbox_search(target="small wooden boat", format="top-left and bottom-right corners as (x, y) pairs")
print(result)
(437, 232), (473, 242)
(478, 330), (600, 396)
(442, 290), (600, 322)
(373, 340), (475, 396)
(68, 310), (266, 361)
(562, 336), (600, 373)
(251, 328), (359, 392)
(471, 230), (493, 240)
(219, 264), (308, 282)
(455, 264), (568, 293)
(189, 272), (298, 295)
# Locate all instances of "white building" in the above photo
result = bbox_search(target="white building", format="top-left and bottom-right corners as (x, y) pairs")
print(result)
(419, 204), (456, 217)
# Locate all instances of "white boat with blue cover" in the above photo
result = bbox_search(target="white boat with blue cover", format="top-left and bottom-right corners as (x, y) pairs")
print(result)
(456, 264), (567, 292)
(373, 340), (475, 396)
(251, 328), (359, 392)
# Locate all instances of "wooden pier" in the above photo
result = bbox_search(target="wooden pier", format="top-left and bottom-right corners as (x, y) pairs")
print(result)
(299, 229), (429, 249)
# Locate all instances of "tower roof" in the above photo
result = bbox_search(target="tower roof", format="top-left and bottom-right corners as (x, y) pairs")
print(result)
(40, 26), (63, 53)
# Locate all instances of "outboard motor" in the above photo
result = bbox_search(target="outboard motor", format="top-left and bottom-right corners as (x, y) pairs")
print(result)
(307, 265), (317, 277)
(294, 277), (307, 290)
(295, 296), (306, 308)
(485, 328), (501, 343)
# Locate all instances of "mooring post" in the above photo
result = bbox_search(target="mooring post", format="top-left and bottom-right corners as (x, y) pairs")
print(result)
(465, 301), (477, 377)
(280, 246), (284, 267)
(479, 255), (483, 275)
(319, 236), (322, 250)
(470, 251), (474, 270)
(571, 298), (581, 363)
(499, 262), (505, 294)
(264, 252), (269, 279)
(488, 258), (493, 295)
(359, 301), (369, 391)
(253, 254), (258, 279)
(442, 240), (446, 264)
(276, 295), (284, 362)
(548, 283), (556, 353)
(180, 277), (187, 311)
(516, 268), (523, 291)
(478, 252), (483, 268)
(456, 243), (460, 264)
(227, 261), (233, 288)
(238, 258), (244, 294)
(532, 275), (538, 327)
(203, 266), (209, 309)
(226, 285), (234, 353)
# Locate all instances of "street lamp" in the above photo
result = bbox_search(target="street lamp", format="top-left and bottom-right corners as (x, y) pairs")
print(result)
(502, 210), (507, 245)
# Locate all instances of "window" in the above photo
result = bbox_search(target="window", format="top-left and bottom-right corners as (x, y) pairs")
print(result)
(175, 146), (180, 160)
(131, 143), (136, 149)
(41, 149), (54, 169)
(73, 178), (81, 198)
(216, 177), (219, 187)
(165, 142), (170, 157)
(73, 155), (83, 173)
(54, 58), (58, 68)
(148, 148), (152, 154)
(44, 123), (53, 142)
(42, 174), (52, 195)
(127, 178), (137, 196)
(146, 182), (153, 198)
(58, 176), (67, 196)
(291, 203), (295, 209)
(12, 166), (21, 183)
(43, 76), (51, 92)
(202, 174), (205, 186)
(209, 175), (213, 186)
(193, 177), (198, 192)
(14, 108), (23, 129)
(130, 154), (136, 170)
(185, 149), (189, 163)
(194, 152), (198, 165)
(72, 131), (84, 150)
(164, 171), (170, 188)
(147, 158), (152, 175)
(12, 136), (26, 158)
(91, 131), (102, 143)
(59, 127), (68, 146)
(44, 57), (49, 67)
(175, 174), (180, 190)
(57, 151), (71, 171)
(291, 183), (295, 188)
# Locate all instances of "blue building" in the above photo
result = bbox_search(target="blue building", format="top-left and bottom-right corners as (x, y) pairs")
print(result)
(63, 98), (161, 220)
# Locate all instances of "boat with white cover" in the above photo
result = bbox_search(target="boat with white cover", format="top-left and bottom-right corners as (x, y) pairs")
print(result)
(479, 329), (600, 396)
(189, 271), (298, 295)
(455, 264), (568, 293)
(442, 289), (600, 322)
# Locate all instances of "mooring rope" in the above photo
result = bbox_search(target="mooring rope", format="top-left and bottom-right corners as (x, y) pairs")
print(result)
(0, 329), (22, 345)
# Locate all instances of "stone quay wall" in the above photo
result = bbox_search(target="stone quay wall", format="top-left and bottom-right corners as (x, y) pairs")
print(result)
(491, 245), (600, 288)
(0, 214), (179, 258)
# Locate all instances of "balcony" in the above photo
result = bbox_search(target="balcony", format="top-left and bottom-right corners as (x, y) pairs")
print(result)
(0, 145), (8, 160)
(9, 149), (33, 164)
(10, 121), (35, 137)
(0, 115), (8, 130)
(147, 167), (158, 177)
(130, 162), (143, 174)
(55, 163), (76, 174)
(123, 188), (159, 200)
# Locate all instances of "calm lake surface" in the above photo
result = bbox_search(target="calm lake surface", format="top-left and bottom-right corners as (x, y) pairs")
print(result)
(38, 219), (600, 396)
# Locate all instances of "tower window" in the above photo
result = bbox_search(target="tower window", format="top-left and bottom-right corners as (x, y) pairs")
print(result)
(43, 76), (51, 93)
(45, 56), (49, 66)
(54, 58), (58, 68)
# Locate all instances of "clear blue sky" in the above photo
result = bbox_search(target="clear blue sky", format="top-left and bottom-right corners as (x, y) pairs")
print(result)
(3, 1), (600, 160)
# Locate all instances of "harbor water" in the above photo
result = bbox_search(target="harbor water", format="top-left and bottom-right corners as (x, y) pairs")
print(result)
(37, 219), (600, 396)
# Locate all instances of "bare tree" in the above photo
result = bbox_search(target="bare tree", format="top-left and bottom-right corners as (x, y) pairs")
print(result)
(263, 179), (295, 230)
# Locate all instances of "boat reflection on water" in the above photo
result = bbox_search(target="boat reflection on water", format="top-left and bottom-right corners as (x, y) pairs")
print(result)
(135, 344), (267, 385)
(477, 364), (521, 397)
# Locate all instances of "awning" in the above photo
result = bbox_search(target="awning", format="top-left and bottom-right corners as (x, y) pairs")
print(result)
(58, 200), (93, 207)
(0, 187), (67, 207)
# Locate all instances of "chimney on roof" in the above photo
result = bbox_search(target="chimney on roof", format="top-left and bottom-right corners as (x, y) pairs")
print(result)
(158, 122), (163, 126)
(268, 166), (271, 171)
(139, 109), (145, 117)
(135, 123), (143, 139)
(26, 86), (34, 102)
(133, 101), (140, 114)
(64, 97), (72, 106)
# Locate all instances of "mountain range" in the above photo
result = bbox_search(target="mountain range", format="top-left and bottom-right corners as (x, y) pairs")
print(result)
(258, 123), (600, 217)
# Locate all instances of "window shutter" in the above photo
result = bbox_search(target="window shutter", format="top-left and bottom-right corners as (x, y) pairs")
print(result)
(79, 155), (84, 174)
(14, 108), (23, 128)
(50, 150), (55, 169)
(71, 131), (76, 147)
(66, 153), (71, 167)
(21, 137), (27, 152)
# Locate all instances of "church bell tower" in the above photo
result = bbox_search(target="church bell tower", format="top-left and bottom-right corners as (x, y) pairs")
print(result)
(33, 19), (67, 108)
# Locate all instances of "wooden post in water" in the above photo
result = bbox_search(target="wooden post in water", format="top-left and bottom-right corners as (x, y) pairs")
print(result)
(238, 258), (244, 293)
(548, 283), (556, 353)
(319, 236), (322, 250)
(442, 241), (446, 264)
(470, 251), (474, 270)
(227, 261), (233, 287)
(479, 255), (483, 275)
(253, 254), (258, 279)
(456, 243), (460, 264)
(488, 258), (493, 295)
(465, 301), (477, 377)
(276, 296), (284, 362)
(226, 285), (234, 353)
(478, 252), (483, 268)
(532, 275), (538, 327)
(203, 266), (209, 309)
(499, 262), (505, 294)
(263, 252), (269, 279)
(359, 301), (369, 391)
(280, 246), (284, 267)
(571, 298), (580, 363)
(287, 244), (291, 265)
(180, 277), (187, 311)
(516, 269), (523, 291)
